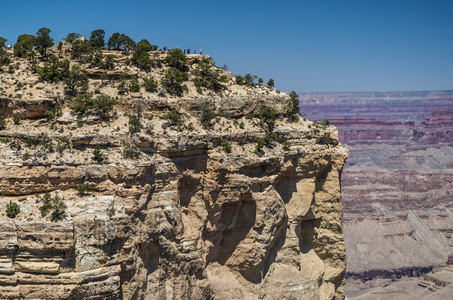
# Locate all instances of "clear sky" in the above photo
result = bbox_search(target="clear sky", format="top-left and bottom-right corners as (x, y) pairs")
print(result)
(1, 0), (452, 93)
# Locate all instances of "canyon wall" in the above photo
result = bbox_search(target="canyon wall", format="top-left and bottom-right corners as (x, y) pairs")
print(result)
(0, 48), (349, 300)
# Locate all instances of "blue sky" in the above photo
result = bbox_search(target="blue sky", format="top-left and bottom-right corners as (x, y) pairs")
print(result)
(1, 0), (452, 93)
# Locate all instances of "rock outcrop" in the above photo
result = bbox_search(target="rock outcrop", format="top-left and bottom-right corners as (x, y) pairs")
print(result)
(0, 50), (348, 299)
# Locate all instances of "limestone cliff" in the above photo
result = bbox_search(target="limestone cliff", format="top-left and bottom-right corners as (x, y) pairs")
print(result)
(0, 49), (347, 299)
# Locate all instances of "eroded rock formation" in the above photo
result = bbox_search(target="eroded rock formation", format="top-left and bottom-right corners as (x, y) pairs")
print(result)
(0, 57), (348, 299)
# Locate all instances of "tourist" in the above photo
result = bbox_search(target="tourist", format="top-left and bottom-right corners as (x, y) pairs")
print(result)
(200, 49), (202, 55)
(188, 49), (190, 54)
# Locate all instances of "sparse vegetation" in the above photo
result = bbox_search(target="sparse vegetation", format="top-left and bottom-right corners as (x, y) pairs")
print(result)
(76, 183), (90, 196)
(259, 106), (276, 131)
(121, 140), (140, 159)
(6, 201), (20, 218)
(0, 117), (6, 130)
(91, 145), (106, 163)
(191, 58), (228, 93)
(13, 114), (20, 125)
(163, 109), (184, 128)
(37, 191), (66, 222)
(200, 104), (216, 128)
(286, 91), (300, 121)
(221, 139), (232, 153)
(128, 115), (142, 133)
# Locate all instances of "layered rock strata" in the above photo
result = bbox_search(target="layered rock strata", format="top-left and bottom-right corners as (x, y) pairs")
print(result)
(0, 95), (348, 299)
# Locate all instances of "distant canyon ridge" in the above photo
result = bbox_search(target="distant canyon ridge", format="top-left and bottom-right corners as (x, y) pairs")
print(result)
(299, 90), (453, 298)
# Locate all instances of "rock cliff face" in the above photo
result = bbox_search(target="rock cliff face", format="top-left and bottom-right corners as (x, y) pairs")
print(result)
(0, 51), (348, 299)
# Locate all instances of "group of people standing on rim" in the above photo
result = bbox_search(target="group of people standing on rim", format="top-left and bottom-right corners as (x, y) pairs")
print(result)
(162, 46), (202, 55)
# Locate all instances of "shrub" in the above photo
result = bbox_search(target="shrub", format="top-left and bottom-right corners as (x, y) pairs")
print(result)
(121, 140), (140, 159)
(320, 119), (330, 126)
(128, 115), (142, 134)
(235, 75), (244, 85)
(164, 48), (188, 72)
(192, 58), (228, 93)
(286, 91), (300, 121)
(267, 78), (275, 88)
(8, 65), (15, 74)
(264, 131), (277, 147)
(91, 145), (105, 163)
(163, 109), (183, 127)
(200, 104), (216, 128)
(255, 138), (265, 157)
(221, 139), (232, 153)
(70, 93), (93, 115)
(160, 68), (188, 96)
(283, 139), (291, 151)
(37, 191), (66, 222)
(76, 183), (90, 196)
(129, 78), (140, 92)
(0, 117), (6, 130)
(13, 114), (20, 124)
(37, 57), (70, 82)
(6, 201), (20, 218)
(143, 76), (158, 92)
(63, 64), (88, 96)
(259, 106), (276, 131)
(93, 94), (116, 117)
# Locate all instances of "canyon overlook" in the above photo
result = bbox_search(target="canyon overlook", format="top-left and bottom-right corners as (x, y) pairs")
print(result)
(0, 44), (348, 299)
(300, 91), (453, 298)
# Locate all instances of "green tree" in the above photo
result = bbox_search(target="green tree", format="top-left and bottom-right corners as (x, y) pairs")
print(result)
(200, 104), (216, 128)
(132, 40), (155, 69)
(35, 27), (54, 56)
(93, 94), (117, 117)
(129, 78), (140, 92)
(163, 109), (184, 128)
(70, 93), (93, 115)
(37, 191), (66, 222)
(164, 48), (188, 72)
(103, 54), (115, 69)
(286, 91), (300, 121)
(0, 37), (9, 67)
(221, 139), (232, 153)
(65, 33), (82, 44)
(0, 37), (7, 48)
(14, 34), (35, 58)
(63, 64), (88, 96)
(76, 183), (90, 196)
(191, 58), (228, 93)
(258, 78), (263, 87)
(107, 33), (136, 52)
(259, 106), (276, 131)
(267, 78), (274, 88)
(37, 57), (70, 82)
(128, 115), (142, 133)
(89, 29), (105, 48)
(143, 76), (158, 92)
(91, 145), (105, 163)
(71, 39), (92, 59)
(160, 68), (188, 96)
(6, 201), (20, 218)
(0, 117), (6, 130)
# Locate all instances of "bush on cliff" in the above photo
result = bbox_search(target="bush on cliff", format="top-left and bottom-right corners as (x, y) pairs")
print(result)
(163, 109), (184, 128)
(6, 201), (20, 218)
(63, 64), (88, 96)
(192, 58), (227, 93)
(37, 191), (67, 222)
(161, 68), (188, 96)
(286, 91), (300, 121)
(259, 106), (276, 131)
(37, 57), (70, 82)
(35, 27), (54, 56)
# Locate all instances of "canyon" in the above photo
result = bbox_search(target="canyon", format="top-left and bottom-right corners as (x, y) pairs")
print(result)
(300, 91), (453, 298)
(0, 45), (348, 299)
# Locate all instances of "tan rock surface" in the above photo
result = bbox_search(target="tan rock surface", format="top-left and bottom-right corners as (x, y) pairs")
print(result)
(0, 50), (348, 299)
